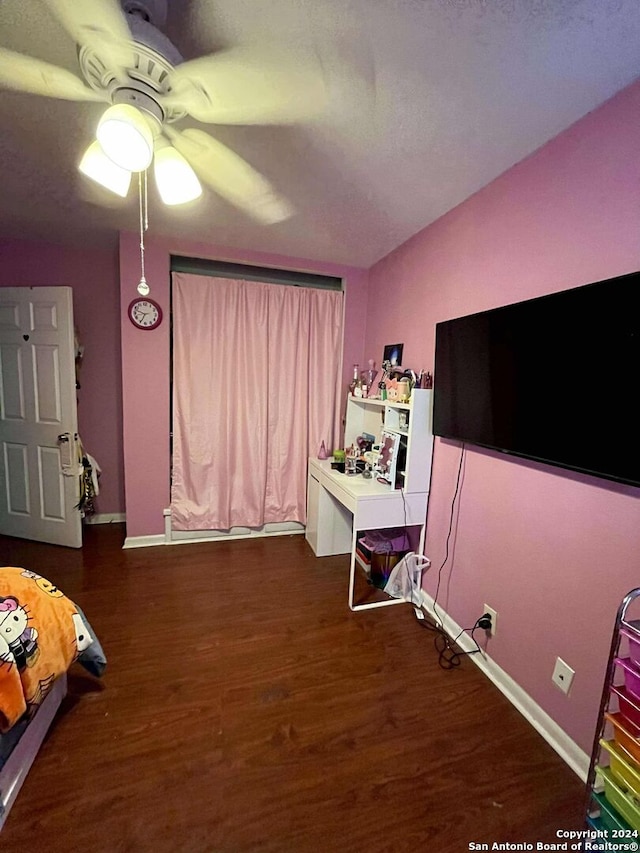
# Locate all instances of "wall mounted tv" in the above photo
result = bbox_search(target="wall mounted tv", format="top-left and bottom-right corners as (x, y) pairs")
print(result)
(433, 271), (640, 487)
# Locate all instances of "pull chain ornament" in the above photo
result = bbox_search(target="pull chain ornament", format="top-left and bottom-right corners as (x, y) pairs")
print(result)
(137, 170), (150, 296)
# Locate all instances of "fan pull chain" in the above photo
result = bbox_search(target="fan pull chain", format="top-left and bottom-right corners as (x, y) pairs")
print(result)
(137, 170), (150, 296)
(144, 169), (149, 230)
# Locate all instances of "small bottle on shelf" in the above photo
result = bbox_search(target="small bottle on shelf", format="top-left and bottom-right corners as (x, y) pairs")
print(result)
(349, 364), (360, 396)
(366, 359), (376, 388)
(418, 370), (433, 389)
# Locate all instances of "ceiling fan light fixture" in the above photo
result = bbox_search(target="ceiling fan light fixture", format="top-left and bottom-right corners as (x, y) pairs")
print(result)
(79, 141), (132, 197)
(97, 104), (154, 172)
(153, 146), (202, 205)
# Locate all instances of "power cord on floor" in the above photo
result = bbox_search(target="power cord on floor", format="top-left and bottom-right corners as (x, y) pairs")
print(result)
(415, 611), (488, 670)
(398, 442), (487, 668)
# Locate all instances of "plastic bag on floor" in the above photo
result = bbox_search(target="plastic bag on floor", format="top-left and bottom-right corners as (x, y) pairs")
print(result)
(383, 552), (431, 603)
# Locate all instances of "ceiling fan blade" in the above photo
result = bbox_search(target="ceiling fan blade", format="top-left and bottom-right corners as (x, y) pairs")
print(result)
(164, 127), (293, 224)
(162, 47), (328, 125)
(42, 0), (134, 71)
(0, 47), (105, 101)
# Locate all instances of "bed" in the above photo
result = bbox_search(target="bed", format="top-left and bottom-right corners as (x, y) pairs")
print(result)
(0, 567), (106, 830)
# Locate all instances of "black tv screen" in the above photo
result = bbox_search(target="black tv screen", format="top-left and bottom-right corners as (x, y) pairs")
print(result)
(433, 271), (640, 487)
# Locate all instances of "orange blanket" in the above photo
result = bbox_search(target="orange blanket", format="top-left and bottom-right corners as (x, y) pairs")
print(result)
(0, 567), (93, 732)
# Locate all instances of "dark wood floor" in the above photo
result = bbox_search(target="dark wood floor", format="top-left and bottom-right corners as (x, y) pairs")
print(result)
(0, 526), (584, 852)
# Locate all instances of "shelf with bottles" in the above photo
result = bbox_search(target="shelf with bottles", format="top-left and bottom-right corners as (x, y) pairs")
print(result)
(347, 395), (411, 411)
(349, 360), (434, 405)
(348, 360), (379, 401)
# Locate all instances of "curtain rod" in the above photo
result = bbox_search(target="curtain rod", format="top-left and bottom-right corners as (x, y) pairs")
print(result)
(170, 255), (343, 291)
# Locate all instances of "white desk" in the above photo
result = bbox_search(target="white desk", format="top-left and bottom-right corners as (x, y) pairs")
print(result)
(305, 457), (428, 611)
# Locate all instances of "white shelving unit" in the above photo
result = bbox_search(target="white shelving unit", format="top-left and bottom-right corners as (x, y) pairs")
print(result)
(343, 389), (433, 494)
(305, 389), (434, 610)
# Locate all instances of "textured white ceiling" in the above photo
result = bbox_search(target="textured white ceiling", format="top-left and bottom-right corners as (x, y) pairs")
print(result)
(1, 0), (639, 267)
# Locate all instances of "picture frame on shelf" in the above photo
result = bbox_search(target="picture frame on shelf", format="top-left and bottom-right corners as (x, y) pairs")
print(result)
(383, 343), (404, 367)
(375, 430), (399, 486)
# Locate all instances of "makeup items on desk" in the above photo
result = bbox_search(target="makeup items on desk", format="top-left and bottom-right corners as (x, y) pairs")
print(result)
(333, 436), (376, 477)
(345, 445), (358, 475)
(331, 448), (346, 473)
(346, 443), (371, 475)
(357, 433), (375, 454)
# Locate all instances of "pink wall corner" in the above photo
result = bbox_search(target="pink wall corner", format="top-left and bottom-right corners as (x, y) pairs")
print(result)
(364, 79), (640, 754)
(119, 230), (368, 539)
(0, 237), (125, 516)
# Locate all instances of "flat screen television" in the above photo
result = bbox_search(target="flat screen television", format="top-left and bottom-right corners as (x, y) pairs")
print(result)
(433, 270), (640, 487)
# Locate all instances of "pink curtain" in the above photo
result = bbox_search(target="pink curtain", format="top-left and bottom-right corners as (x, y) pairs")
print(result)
(171, 273), (343, 530)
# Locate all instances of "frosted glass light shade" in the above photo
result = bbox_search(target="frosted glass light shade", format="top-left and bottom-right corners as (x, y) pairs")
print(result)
(79, 141), (131, 197)
(97, 104), (153, 172)
(153, 146), (202, 205)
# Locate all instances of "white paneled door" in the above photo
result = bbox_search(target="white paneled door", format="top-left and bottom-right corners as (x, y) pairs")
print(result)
(0, 287), (82, 548)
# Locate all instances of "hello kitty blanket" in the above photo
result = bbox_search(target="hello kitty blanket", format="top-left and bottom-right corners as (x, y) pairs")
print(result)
(0, 567), (104, 733)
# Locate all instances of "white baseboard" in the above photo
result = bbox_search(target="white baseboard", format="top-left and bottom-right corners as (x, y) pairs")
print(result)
(162, 508), (304, 545)
(124, 522), (304, 550)
(166, 529), (306, 545)
(83, 513), (126, 525)
(122, 534), (165, 549)
(419, 590), (590, 782)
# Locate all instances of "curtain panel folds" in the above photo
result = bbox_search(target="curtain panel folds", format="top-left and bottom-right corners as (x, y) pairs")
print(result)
(171, 273), (343, 530)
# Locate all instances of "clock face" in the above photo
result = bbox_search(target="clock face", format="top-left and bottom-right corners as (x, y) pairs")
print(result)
(128, 298), (162, 330)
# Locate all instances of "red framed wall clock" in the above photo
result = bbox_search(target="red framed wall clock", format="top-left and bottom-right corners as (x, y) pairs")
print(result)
(127, 298), (163, 330)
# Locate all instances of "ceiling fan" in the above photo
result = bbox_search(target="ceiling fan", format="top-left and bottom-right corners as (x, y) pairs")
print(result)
(0, 0), (330, 223)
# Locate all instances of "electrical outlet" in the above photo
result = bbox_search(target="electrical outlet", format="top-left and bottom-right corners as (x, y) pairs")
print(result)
(483, 604), (497, 636)
(552, 657), (575, 695)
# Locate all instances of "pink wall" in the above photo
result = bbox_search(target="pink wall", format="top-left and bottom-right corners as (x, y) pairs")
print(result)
(364, 80), (640, 753)
(119, 231), (368, 538)
(0, 238), (124, 515)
